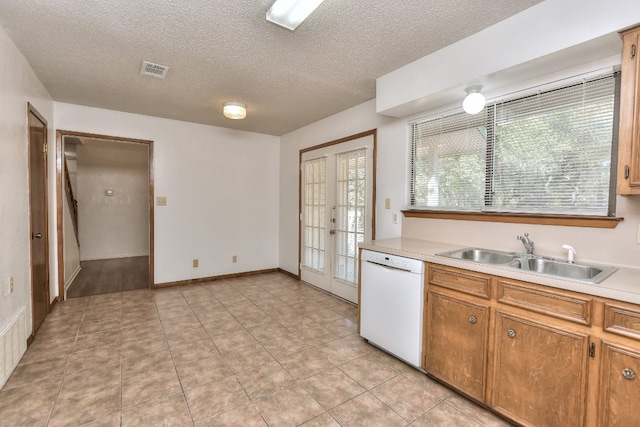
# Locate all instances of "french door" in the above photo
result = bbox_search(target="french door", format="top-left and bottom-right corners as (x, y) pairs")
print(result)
(300, 132), (375, 303)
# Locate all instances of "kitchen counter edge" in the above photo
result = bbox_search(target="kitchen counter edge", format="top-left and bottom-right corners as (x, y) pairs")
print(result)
(360, 238), (640, 305)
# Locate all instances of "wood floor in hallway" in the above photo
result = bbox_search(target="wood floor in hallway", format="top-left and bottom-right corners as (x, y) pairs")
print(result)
(67, 256), (149, 298)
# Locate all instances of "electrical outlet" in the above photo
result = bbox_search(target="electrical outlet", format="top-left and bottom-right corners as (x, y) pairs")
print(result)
(156, 196), (167, 206)
(192, 259), (198, 268)
(9, 277), (14, 294)
(392, 212), (398, 224)
(232, 255), (237, 263)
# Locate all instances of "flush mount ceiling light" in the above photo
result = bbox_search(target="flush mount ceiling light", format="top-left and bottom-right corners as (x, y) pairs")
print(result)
(266, 0), (325, 31)
(463, 85), (486, 115)
(223, 102), (247, 120)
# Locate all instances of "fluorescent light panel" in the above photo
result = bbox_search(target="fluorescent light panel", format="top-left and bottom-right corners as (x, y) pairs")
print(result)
(266, 0), (325, 31)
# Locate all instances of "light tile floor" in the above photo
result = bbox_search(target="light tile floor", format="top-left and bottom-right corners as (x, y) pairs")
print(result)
(0, 272), (513, 426)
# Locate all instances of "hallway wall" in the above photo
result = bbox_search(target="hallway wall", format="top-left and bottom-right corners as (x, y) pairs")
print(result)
(0, 25), (54, 344)
(76, 139), (149, 260)
(54, 102), (280, 284)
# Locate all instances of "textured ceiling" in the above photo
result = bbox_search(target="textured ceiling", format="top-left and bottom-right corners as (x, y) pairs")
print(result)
(0, 0), (543, 136)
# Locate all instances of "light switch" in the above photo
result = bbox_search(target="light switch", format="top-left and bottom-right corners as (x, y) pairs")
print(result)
(384, 198), (391, 209)
(156, 196), (167, 206)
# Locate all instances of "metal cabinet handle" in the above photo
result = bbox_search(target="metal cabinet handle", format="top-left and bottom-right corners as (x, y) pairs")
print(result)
(32, 232), (42, 239)
(625, 165), (630, 180)
(622, 368), (636, 380)
(468, 315), (477, 325)
(507, 329), (516, 338)
(329, 229), (336, 235)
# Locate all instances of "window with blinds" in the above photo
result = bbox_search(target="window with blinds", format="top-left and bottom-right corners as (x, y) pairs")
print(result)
(409, 72), (619, 216)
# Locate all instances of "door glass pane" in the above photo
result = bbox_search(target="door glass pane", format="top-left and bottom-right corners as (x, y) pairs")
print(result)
(303, 157), (326, 272)
(334, 149), (366, 284)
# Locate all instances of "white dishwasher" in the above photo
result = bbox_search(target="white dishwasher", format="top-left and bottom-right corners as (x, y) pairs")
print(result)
(359, 249), (425, 368)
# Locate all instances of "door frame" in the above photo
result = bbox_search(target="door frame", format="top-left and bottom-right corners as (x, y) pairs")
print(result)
(298, 129), (377, 278)
(27, 103), (50, 332)
(55, 130), (155, 301)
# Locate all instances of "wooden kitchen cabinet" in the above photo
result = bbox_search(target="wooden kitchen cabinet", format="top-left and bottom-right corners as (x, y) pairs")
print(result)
(598, 342), (640, 426)
(491, 310), (590, 427)
(425, 288), (489, 402)
(617, 25), (640, 195)
(422, 262), (640, 426)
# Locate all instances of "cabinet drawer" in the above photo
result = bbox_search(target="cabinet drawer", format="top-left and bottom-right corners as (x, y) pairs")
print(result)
(604, 303), (640, 341)
(497, 279), (593, 326)
(428, 265), (491, 299)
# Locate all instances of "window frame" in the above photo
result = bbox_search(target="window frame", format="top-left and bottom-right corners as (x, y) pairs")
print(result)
(405, 71), (623, 229)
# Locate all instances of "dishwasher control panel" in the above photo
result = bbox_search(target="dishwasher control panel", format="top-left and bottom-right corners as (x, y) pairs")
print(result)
(361, 249), (424, 274)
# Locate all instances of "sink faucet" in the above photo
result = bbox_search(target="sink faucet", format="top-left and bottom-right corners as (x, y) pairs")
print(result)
(517, 233), (535, 255)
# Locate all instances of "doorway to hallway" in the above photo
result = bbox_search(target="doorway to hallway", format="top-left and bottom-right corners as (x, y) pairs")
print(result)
(56, 130), (154, 300)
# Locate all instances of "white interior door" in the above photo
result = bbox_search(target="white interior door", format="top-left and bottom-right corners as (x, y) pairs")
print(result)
(300, 134), (374, 303)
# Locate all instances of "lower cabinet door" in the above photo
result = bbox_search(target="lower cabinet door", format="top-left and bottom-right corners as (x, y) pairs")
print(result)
(426, 289), (489, 401)
(491, 311), (590, 427)
(599, 342), (640, 426)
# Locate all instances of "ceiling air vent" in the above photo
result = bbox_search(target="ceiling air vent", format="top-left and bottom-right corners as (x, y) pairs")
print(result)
(140, 61), (169, 79)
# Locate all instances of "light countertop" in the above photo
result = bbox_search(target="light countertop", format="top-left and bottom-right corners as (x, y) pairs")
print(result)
(360, 238), (640, 304)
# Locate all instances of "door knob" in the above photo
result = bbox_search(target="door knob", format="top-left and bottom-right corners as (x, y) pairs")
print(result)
(32, 232), (42, 239)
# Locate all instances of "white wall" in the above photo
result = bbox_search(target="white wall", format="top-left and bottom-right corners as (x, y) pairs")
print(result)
(76, 140), (149, 260)
(0, 25), (55, 337)
(278, 100), (402, 275)
(54, 103), (280, 284)
(377, 0), (640, 118)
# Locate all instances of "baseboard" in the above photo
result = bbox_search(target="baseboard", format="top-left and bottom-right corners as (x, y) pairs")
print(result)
(64, 265), (82, 293)
(277, 268), (300, 280)
(80, 254), (149, 262)
(153, 268), (280, 289)
(49, 297), (59, 312)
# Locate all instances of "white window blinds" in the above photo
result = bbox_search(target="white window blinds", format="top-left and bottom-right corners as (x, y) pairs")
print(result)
(409, 72), (618, 216)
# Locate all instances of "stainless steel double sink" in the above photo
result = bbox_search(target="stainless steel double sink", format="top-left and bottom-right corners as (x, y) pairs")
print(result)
(436, 247), (617, 284)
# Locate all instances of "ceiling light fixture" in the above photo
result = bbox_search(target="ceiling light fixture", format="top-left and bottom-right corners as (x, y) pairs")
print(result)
(266, 0), (325, 31)
(223, 102), (247, 120)
(463, 85), (486, 115)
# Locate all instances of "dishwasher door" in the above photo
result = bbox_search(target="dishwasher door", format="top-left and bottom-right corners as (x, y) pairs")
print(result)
(359, 250), (424, 368)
